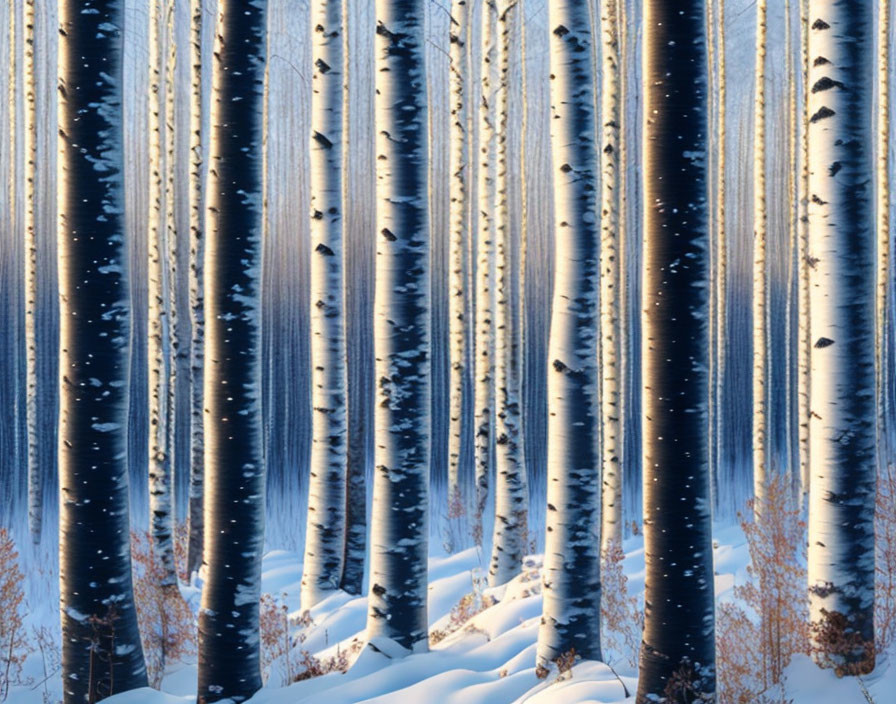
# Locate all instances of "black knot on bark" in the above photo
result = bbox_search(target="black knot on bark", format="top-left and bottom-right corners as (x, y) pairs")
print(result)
(381, 228), (397, 241)
(553, 24), (569, 37)
(315, 243), (335, 256)
(814, 337), (835, 349)
(810, 106), (836, 123)
(812, 76), (844, 93)
(811, 19), (831, 30)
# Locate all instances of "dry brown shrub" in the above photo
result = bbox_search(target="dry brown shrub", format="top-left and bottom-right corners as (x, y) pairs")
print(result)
(876, 464), (896, 653)
(717, 474), (808, 703)
(601, 541), (642, 669)
(429, 588), (497, 646)
(292, 639), (362, 683)
(0, 529), (29, 701)
(131, 529), (196, 688)
(260, 593), (295, 685)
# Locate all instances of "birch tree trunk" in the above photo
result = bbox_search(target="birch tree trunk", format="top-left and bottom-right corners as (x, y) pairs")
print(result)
(301, 0), (348, 611)
(186, 0), (205, 579)
(24, 0), (39, 543)
(877, 0), (891, 469)
(599, 0), (623, 555)
(637, 0), (715, 699)
(148, 0), (177, 593)
(489, 0), (528, 588)
(196, 0), (268, 699)
(366, 0), (431, 656)
(446, 0), (470, 546)
(58, 0), (148, 698)
(797, 0), (811, 505)
(536, 0), (601, 667)
(806, 0), (876, 674)
(473, 0), (497, 547)
(753, 0), (770, 517)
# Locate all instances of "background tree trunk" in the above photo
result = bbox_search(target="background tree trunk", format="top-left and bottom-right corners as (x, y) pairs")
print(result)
(489, 0), (528, 588)
(537, 0), (602, 667)
(599, 0), (623, 555)
(473, 0), (497, 548)
(301, 0), (348, 611)
(196, 0), (268, 699)
(58, 0), (148, 698)
(637, 0), (716, 699)
(186, 0), (206, 580)
(366, 0), (431, 656)
(806, 0), (876, 674)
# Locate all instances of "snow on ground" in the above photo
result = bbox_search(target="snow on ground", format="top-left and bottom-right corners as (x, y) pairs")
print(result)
(8, 524), (896, 704)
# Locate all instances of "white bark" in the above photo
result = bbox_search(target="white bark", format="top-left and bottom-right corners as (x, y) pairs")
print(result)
(599, 0), (623, 554)
(473, 0), (497, 547)
(806, 0), (876, 672)
(366, 0), (431, 656)
(446, 0), (471, 547)
(489, 0), (528, 588)
(798, 0), (811, 505)
(24, 0), (39, 543)
(537, 0), (602, 666)
(147, 0), (176, 590)
(301, 0), (348, 611)
(186, 0), (205, 579)
(877, 0), (891, 468)
(753, 0), (769, 516)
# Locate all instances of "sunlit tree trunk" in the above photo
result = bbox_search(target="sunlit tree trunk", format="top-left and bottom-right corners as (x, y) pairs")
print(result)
(536, 0), (601, 667)
(489, 0), (528, 588)
(301, 0), (348, 611)
(24, 0), (39, 543)
(148, 0), (177, 595)
(473, 0), (497, 547)
(806, 0), (876, 674)
(366, 0), (430, 656)
(186, 0), (205, 579)
(797, 0), (811, 506)
(196, 0), (268, 700)
(446, 0), (471, 546)
(877, 0), (891, 469)
(58, 1), (148, 699)
(599, 0), (623, 555)
(637, 0), (715, 699)
(753, 0), (770, 517)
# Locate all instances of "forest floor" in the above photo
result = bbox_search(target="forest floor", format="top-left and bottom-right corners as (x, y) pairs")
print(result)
(8, 523), (896, 704)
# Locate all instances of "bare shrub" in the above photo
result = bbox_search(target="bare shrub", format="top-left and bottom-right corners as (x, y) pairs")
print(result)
(292, 639), (362, 683)
(601, 541), (642, 668)
(0, 528), (29, 701)
(31, 625), (61, 704)
(876, 464), (896, 652)
(717, 474), (808, 703)
(442, 485), (467, 554)
(809, 608), (874, 677)
(429, 583), (496, 646)
(260, 593), (294, 685)
(131, 530), (196, 688)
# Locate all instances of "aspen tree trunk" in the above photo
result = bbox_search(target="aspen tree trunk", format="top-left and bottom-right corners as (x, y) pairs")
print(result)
(637, 0), (715, 699)
(797, 0), (811, 506)
(786, 0), (800, 499)
(806, 0), (876, 674)
(489, 0), (528, 588)
(753, 0), (770, 517)
(715, 0), (728, 512)
(536, 0), (601, 666)
(599, 0), (623, 554)
(196, 0), (268, 700)
(58, 1), (148, 699)
(301, 0), (348, 611)
(186, 0), (205, 579)
(148, 0), (177, 592)
(473, 0), (497, 547)
(877, 0), (891, 469)
(446, 0), (470, 552)
(366, 0), (431, 656)
(24, 0), (39, 543)
(163, 0), (178, 544)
